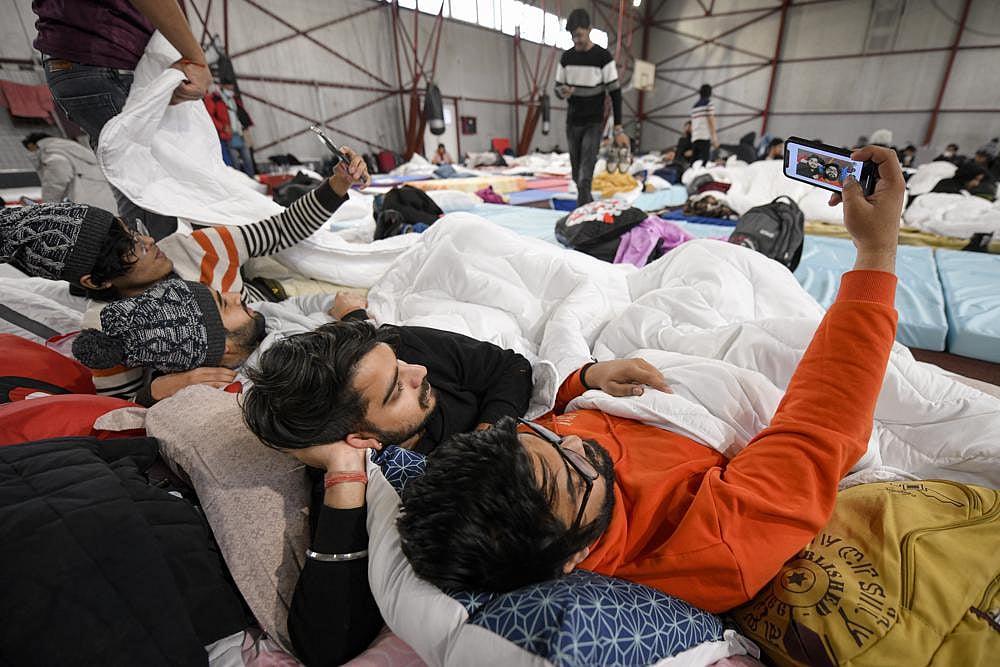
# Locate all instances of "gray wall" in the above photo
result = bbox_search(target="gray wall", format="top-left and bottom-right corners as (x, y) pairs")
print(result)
(642, 0), (1000, 161)
(4, 0), (996, 166)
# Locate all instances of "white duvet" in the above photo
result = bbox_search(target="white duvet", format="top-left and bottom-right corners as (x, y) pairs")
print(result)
(903, 191), (1000, 238)
(369, 215), (1000, 487)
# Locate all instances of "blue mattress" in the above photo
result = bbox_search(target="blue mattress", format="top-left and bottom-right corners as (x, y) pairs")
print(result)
(661, 209), (738, 227)
(936, 249), (1000, 362)
(471, 203), (563, 243)
(795, 236), (947, 351)
(507, 189), (564, 206)
(632, 186), (688, 212)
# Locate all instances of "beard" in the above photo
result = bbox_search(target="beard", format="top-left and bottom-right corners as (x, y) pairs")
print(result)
(576, 438), (616, 540)
(365, 379), (437, 447)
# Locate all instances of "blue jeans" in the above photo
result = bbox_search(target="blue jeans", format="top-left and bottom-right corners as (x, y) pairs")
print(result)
(44, 58), (177, 240)
(227, 134), (255, 177)
(567, 122), (604, 205)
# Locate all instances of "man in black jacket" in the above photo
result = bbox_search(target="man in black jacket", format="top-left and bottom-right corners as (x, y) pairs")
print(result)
(240, 319), (534, 665)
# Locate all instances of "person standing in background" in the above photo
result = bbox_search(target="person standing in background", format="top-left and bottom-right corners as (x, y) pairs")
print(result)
(689, 84), (718, 165)
(554, 8), (628, 206)
(22, 132), (118, 212)
(219, 82), (255, 177)
(32, 0), (212, 240)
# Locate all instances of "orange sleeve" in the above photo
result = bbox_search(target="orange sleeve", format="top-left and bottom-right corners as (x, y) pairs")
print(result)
(553, 367), (589, 414)
(662, 270), (898, 611)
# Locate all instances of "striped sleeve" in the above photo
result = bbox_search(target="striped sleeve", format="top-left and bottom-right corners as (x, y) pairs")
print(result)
(238, 180), (348, 259)
(602, 60), (620, 91)
(241, 281), (270, 304)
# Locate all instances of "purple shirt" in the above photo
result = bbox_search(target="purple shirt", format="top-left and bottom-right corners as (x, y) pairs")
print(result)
(33, 0), (155, 70)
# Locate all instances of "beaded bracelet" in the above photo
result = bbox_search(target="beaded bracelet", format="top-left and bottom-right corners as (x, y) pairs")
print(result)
(323, 470), (368, 489)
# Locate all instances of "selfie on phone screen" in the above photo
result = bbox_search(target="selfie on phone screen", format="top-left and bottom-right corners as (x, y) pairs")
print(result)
(785, 143), (862, 193)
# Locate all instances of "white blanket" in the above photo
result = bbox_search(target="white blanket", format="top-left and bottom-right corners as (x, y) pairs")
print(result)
(903, 192), (1000, 238)
(368, 216), (1000, 487)
(97, 32), (419, 288)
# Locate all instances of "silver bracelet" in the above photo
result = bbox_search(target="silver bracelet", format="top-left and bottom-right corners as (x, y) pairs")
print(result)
(306, 548), (369, 562)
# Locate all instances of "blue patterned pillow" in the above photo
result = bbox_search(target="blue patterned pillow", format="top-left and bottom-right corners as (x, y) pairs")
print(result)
(375, 446), (727, 666)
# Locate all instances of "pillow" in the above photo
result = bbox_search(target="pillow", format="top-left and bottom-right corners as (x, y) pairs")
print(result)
(144, 385), (310, 651)
(367, 446), (759, 666)
(0, 394), (141, 446)
(0, 333), (95, 403)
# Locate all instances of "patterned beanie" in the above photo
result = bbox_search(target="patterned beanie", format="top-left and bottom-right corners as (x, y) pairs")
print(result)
(0, 203), (117, 283)
(72, 279), (227, 372)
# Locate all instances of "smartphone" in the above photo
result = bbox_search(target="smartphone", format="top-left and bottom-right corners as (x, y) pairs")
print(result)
(783, 136), (878, 196)
(308, 124), (348, 168)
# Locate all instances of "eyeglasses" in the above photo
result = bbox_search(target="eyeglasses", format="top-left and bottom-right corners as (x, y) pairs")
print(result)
(517, 418), (598, 532)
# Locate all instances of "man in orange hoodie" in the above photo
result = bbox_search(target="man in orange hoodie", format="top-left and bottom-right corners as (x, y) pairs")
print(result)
(398, 145), (904, 614)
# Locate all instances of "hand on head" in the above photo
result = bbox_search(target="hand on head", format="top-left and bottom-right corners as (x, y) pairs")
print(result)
(828, 145), (903, 273)
(290, 440), (369, 472)
(584, 358), (672, 397)
(330, 145), (371, 194)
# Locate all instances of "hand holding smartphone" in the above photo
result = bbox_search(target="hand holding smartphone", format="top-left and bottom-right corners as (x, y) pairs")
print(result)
(309, 124), (349, 168)
(783, 136), (879, 196)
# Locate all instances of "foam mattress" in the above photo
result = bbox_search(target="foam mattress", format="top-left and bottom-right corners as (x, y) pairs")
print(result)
(936, 249), (1000, 362)
(795, 236), (947, 351)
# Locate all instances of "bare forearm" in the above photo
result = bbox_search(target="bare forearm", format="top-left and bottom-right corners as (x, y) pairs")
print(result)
(128, 0), (205, 62)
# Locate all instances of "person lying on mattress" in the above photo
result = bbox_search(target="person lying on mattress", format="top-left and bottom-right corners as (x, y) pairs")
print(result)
(238, 319), (536, 664)
(0, 144), (369, 307)
(396, 145), (905, 615)
(70, 278), (265, 406)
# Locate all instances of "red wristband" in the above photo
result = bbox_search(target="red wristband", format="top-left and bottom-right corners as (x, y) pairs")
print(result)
(179, 58), (208, 68)
(323, 470), (368, 489)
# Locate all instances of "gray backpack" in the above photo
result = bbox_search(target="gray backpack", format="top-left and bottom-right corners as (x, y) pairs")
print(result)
(728, 196), (804, 271)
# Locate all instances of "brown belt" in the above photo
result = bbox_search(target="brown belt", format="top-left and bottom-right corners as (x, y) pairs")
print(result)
(44, 59), (73, 72)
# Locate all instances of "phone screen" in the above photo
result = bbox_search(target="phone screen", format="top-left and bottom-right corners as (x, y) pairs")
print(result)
(784, 141), (863, 193)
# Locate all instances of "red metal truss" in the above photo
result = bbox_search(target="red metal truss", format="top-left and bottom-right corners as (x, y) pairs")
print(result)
(923, 0), (972, 145)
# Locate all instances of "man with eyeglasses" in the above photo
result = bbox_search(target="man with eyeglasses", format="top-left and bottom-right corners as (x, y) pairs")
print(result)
(398, 145), (906, 616)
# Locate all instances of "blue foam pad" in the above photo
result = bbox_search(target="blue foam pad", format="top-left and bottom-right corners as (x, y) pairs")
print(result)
(936, 249), (1000, 362)
(661, 209), (738, 227)
(506, 189), (564, 205)
(633, 185), (688, 212)
(795, 236), (947, 351)
(471, 203), (563, 244)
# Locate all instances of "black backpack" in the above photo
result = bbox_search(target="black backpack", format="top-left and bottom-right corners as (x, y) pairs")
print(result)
(555, 201), (647, 262)
(729, 196), (804, 271)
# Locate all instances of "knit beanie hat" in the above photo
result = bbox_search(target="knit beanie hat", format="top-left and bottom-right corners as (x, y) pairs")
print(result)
(72, 279), (227, 372)
(0, 203), (116, 283)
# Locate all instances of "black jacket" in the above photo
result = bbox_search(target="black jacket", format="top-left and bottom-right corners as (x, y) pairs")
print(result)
(290, 325), (533, 666)
(0, 436), (249, 666)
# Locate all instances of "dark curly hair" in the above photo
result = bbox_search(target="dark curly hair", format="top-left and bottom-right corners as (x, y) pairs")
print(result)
(397, 417), (614, 593)
(241, 320), (393, 449)
(85, 220), (139, 301)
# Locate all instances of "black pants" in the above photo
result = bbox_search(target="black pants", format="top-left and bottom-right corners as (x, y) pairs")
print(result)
(567, 122), (604, 206)
(691, 139), (712, 165)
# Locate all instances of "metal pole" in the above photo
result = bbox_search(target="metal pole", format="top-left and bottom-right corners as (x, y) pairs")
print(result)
(924, 0), (972, 145)
(636, 0), (652, 148)
(760, 0), (790, 136)
(514, 29), (520, 151)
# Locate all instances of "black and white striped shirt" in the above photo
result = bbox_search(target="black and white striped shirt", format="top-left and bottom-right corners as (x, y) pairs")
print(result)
(555, 44), (622, 127)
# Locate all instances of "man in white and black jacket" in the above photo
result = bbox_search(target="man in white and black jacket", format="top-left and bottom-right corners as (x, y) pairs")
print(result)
(555, 8), (628, 206)
(240, 320), (534, 665)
